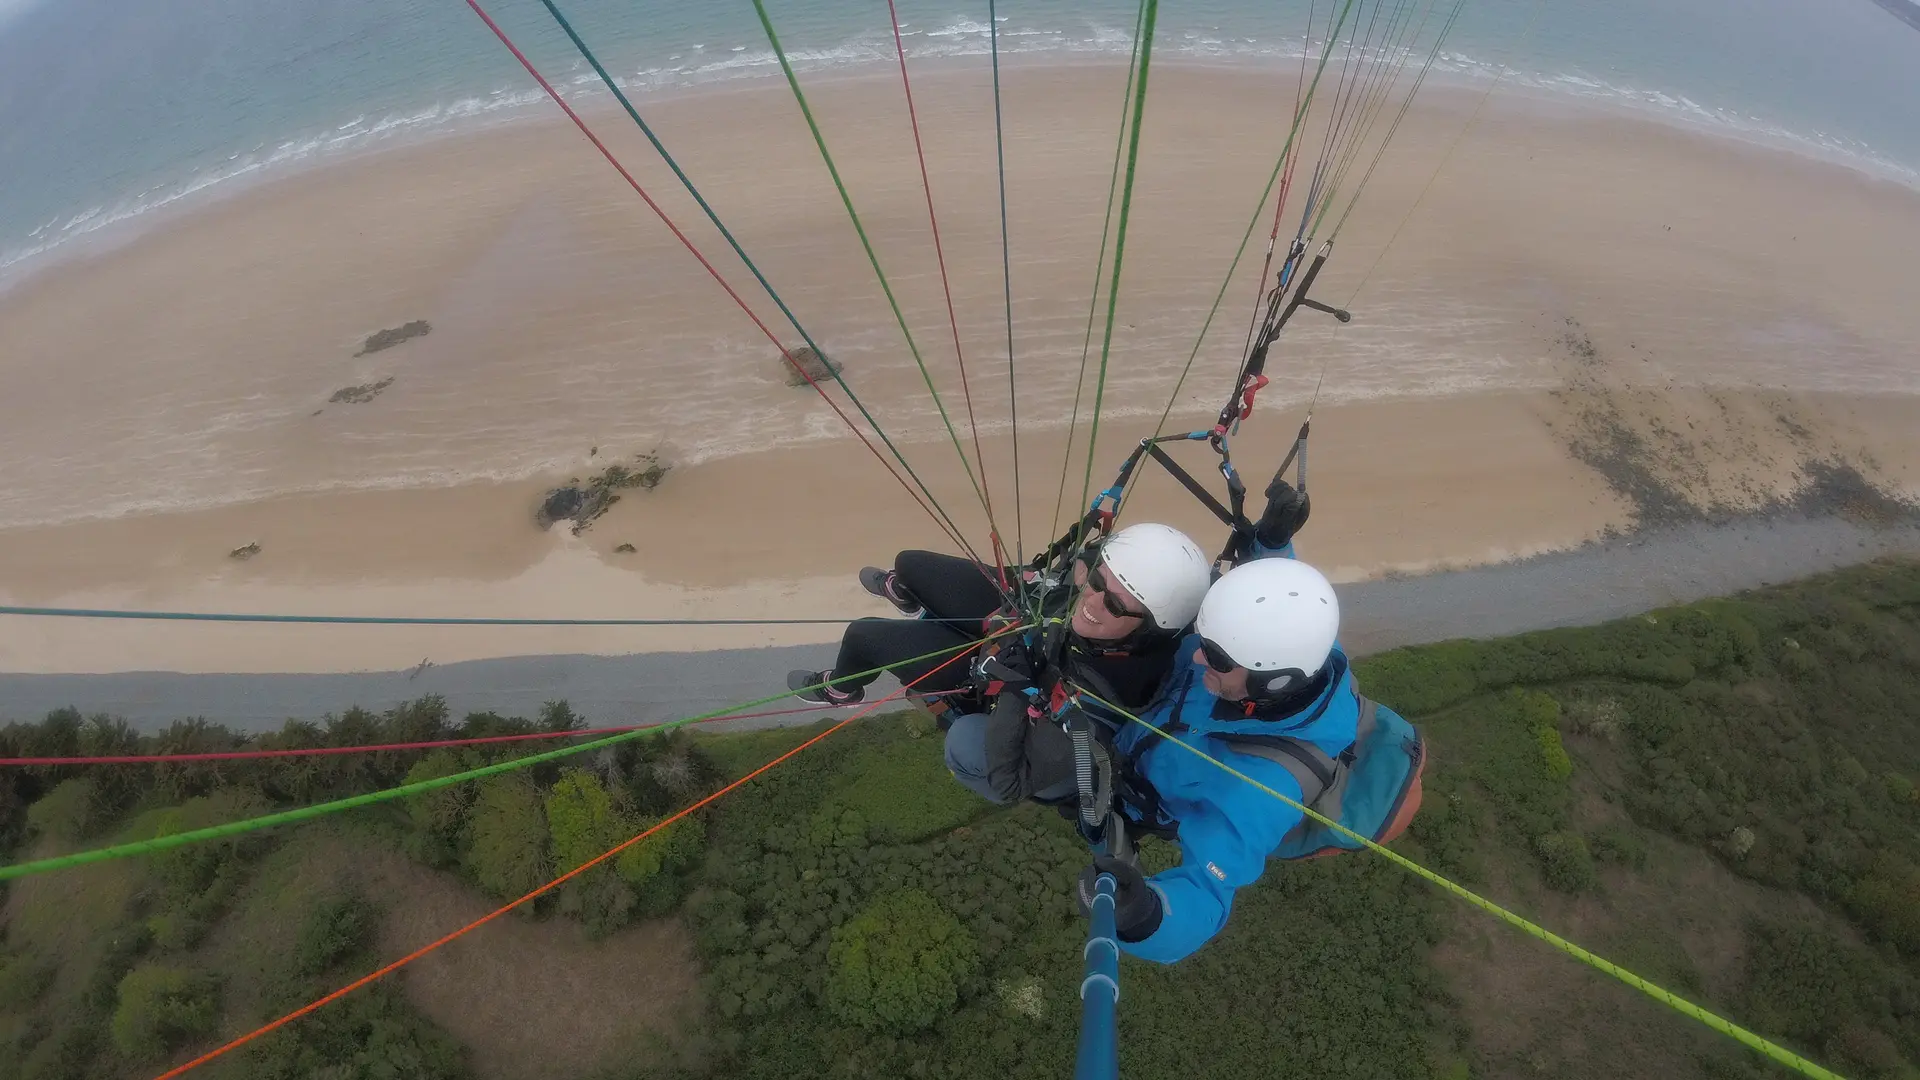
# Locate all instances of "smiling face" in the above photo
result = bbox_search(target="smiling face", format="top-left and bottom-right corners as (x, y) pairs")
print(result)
(1071, 553), (1149, 642)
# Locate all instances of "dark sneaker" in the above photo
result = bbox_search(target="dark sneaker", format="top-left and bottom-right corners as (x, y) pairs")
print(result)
(858, 566), (923, 616)
(786, 668), (865, 705)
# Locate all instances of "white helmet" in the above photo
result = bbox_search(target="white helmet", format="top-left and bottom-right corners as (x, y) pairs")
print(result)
(1095, 523), (1212, 633)
(1195, 558), (1340, 694)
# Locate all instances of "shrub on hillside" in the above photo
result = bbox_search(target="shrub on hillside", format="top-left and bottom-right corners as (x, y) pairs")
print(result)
(544, 768), (706, 932)
(465, 773), (551, 902)
(824, 889), (978, 1035)
(1736, 918), (1914, 1074)
(1471, 689), (1573, 841)
(1848, 852), (1920, 954)
(149, 717), (248, 804)
(110, 965), (219, 1061)
(143, 788), (271, 950)
(293, 894), (380, 978)
(78, 714), (146, 816)
(24, 777), (103, 844)
(243, 984), (468, 1080)
(1534, 831), (1598, 893)
(616, 814), (706, 920)
(1589, 824), (1648, 871)
(1354, 602), (1761, 716)
(547, 769), (640, 934)
(0, 949), (56, 1009)
(402, 749), (478, 868)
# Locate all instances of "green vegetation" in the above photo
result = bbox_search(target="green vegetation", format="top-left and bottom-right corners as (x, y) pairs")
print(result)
(225, 885), (465, 1080)
(109, 965), (219, 1061)
(467, 773), (551, 901)
(824, 889), (979, 1034)
(0, 699), (717, 1079)
(3, 559), (1918, 1079)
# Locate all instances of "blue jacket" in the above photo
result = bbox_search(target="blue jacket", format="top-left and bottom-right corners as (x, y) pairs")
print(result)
(1109, 543), (1361, 964)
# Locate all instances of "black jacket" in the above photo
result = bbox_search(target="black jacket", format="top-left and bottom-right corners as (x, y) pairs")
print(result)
(976, 631), (1183, 803)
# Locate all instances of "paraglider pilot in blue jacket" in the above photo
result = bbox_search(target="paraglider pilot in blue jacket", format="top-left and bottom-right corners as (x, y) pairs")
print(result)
(1082, 539), (1358, 964)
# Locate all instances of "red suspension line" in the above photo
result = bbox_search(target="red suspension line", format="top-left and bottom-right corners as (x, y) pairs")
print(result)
(882, 0), (1013, 589)
(463, 0), (980, 562)
(0, 704), (849, 767)
(149, 639), (989, 1080)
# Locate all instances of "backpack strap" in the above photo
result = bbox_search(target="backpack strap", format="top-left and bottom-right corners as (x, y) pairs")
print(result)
(1213, 733), (1338, 804)
(1211, 697), (1376, 807)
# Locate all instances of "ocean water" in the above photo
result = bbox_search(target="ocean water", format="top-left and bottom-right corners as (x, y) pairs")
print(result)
(1, 0), (1918, 280)
(0, 0), (1917, 531)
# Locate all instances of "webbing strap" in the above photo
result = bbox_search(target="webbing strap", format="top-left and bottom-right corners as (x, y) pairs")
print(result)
(1216, 734), (1336, 802)
(1144, 443), (1241, 530)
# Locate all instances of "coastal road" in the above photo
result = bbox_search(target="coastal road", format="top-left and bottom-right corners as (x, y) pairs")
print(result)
(3, 514), (1917, 732)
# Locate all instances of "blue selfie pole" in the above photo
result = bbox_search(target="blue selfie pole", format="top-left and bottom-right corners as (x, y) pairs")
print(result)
(1076, 872), (1121, 1080)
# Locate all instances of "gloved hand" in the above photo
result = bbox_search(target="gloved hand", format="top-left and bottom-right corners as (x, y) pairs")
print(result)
(970, 638), (1037, 695)
(1254, 477), (1311, 549)
(1075, 856), (1163, 942)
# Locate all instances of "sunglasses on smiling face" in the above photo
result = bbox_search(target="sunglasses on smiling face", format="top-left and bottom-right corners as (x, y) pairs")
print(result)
(1074, 549), (1148, 621)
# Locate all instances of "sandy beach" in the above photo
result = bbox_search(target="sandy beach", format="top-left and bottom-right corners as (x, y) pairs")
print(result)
(0, 62), (1916, 675)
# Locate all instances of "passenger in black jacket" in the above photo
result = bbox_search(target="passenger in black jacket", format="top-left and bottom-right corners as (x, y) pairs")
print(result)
(938, 524), (1213, 804)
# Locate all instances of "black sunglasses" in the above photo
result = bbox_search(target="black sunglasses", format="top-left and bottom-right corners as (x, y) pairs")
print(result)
(1199, 637), (1241, 673)
(1076, 549), (1147, 621)
(1201, 636), (1313, 694)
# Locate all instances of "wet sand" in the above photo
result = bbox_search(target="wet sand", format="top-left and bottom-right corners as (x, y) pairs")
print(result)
(0, 62), (1917, 676)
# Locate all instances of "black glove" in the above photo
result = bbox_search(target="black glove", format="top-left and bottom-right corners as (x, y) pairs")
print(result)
(970, 638), (1037, 695)
(1075, 856), (1163, 942)
(1254, 477), (1311, 549)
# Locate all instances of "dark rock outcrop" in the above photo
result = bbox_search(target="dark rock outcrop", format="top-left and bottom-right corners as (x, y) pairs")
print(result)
(535, 453), (672, 534)
(328, 377), (395, 405)
(780, 345), (842, 388)
(537, 487), (587, 531)
(355, 320), (431, 357)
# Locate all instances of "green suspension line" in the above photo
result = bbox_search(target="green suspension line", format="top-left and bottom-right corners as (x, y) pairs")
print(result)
(1046, 0), (1149, 559)
(750, 0), (1005, 555)
(536, 0), (980, 558)
(1129, 0), (1360, 481)
(0, 634), (1008, 882)
(1072, 0), (1162, 535)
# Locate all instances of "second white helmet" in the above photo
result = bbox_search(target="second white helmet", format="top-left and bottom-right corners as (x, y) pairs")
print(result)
(1096, 523), (1212, 633)
(1195, 558), (1340, 687)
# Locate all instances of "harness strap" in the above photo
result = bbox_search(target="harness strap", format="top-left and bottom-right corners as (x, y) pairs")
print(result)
(1213, 734), (1336, 803)
(1212, 697), (1375, 808)
(1114, 687), (1378, 836)
(1144, 442), (1243, 531)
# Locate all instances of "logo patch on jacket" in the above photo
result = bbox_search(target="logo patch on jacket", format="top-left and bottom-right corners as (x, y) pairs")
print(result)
(1206, 862), (1227, 881)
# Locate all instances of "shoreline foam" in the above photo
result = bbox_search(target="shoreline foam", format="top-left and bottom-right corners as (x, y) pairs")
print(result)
(7, 36), (1918, 291)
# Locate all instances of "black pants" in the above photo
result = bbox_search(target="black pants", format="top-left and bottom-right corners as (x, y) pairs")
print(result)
(830, 551), (1010, 692)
